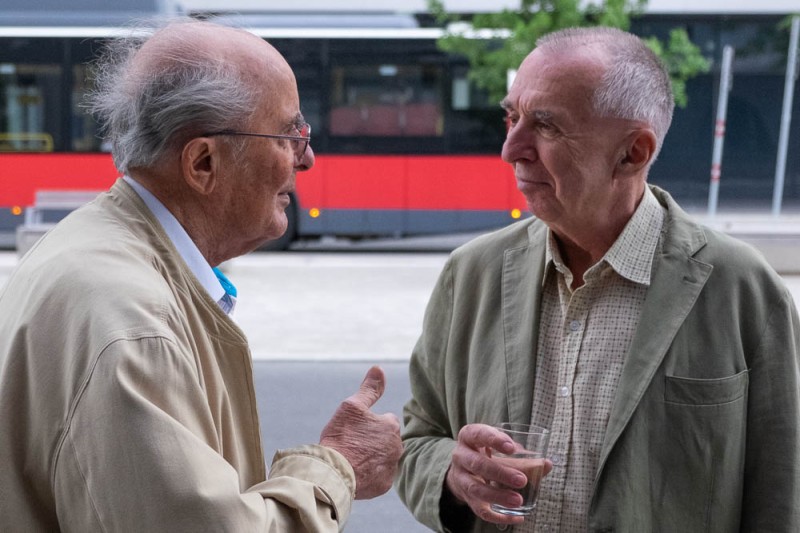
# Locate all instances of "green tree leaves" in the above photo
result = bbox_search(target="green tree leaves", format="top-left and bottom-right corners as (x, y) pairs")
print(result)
(429, 0), (709, 107)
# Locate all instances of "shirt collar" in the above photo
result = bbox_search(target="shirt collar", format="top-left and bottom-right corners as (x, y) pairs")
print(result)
(603, 187), (665, 285)
(543, 187), (665, 287)
(123, 176), (227, 306)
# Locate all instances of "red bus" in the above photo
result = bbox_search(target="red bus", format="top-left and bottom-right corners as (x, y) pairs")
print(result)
(3, 14), (799, 248)
(0, 23), (526, 249)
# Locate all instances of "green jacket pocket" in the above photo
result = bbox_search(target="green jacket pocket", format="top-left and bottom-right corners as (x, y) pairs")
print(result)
(664, 369), (749, 406)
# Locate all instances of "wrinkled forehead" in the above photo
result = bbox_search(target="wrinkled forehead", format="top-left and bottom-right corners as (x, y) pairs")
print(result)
(503, 47), (606, 113)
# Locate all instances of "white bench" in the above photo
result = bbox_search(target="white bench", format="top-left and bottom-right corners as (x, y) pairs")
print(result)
(23, 190), (103, 225)
(17, 190), (102, 257)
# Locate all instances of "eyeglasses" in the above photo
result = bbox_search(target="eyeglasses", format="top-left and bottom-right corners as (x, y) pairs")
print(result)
(202, 122), (311, 158)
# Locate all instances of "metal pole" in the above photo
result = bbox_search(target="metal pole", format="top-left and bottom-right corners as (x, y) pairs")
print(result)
(772, 16), (800, 217)
(708, 46), (735, 217)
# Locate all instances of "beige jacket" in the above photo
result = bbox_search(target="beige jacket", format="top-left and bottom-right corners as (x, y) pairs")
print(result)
(0, 179), (355, 532)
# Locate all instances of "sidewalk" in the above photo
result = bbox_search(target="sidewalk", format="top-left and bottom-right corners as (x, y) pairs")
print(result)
(691, 213), (800, 274)
(292, 211), (800, 274)
(4, 250), (800, 362)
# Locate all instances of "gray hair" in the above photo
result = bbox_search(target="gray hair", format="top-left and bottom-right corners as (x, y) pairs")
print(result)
(537, 27), (674, 160)
(87, 20), (255, 173)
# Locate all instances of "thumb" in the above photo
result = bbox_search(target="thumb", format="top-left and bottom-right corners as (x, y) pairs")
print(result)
(349, 365), (386, 409)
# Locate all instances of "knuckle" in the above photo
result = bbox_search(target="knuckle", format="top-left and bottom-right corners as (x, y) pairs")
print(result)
(465, 453), (483, 474)
(457, 425), (473, 443)
(476, 506), (494, 521)
(464, 478), (486, 501)
(451, 448), (464, 464)
(340, 398), (362, 411)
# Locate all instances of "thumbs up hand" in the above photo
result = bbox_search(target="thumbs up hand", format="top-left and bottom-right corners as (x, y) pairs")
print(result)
(320, 366), (403, 499)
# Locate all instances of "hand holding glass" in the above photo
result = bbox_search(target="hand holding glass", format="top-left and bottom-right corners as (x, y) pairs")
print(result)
(488, 423), (550, 517)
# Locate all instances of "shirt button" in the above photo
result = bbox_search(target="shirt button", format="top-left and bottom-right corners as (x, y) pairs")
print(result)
(569, 320), (581, 331)
(551, 453), (564, 465)
(558, 386), (570, 397)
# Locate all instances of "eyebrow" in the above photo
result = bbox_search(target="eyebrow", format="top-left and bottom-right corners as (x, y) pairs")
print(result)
(291, 112), (306, 129)
(499, 101), (554, 123)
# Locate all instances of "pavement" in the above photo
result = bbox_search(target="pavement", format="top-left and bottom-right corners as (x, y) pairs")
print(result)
(691, 213), (800, 274)
(227, 251), (447, 360)
(290, 213), (800, 274)
(255, 360), (427, 532)
(3, 240), (800, 361)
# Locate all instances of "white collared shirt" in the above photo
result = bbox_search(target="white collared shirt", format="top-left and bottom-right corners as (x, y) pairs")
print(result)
(123, 176), (235, 315)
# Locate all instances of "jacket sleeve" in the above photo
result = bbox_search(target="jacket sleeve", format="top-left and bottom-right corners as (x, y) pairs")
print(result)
(52, 335), (355, 533)
(741, 288), (800, 531)
(394, 259), (476, 532)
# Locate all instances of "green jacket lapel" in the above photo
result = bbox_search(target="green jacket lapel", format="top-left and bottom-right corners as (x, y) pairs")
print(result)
(502, 221), (548, 426)
(599, 186), (713, 467)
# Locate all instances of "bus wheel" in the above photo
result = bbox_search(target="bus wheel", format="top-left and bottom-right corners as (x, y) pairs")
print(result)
(259, 194), (297, 251)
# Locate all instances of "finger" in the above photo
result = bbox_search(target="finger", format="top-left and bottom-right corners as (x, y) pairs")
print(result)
(542, 458), (554, 477)
(377, 412), (401, 431)
(459, 424), (515, 454)
(472, 501), (527, 526)
(348, 365), (386, 409)
(457, 451), (528, 490)
(449, 471), (525, 524)
(458, 474), (524, 509)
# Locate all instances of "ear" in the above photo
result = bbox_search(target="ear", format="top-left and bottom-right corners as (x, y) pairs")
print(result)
(180, 137), (220, 195)
(614, 128), (657, 179)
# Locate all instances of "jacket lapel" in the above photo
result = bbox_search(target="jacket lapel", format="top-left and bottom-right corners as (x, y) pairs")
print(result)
(599, 187), (713, 466)
(502, 222), (548, 425)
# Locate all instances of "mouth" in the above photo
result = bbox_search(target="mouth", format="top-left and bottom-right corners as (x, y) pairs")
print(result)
(516, 175), (553, 198)
(277, 186), (295, 206)
(516, 175), (548, 186)
(278, 183), (295, 196)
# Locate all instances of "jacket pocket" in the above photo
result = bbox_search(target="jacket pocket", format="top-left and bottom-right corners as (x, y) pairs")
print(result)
(664, 369), (748, 406)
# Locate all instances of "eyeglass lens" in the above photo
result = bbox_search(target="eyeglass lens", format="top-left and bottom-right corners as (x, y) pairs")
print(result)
(293, 123), (311, 157)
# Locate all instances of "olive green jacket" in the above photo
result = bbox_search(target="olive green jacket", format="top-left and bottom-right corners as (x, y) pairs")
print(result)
(396, 186), (800, 532)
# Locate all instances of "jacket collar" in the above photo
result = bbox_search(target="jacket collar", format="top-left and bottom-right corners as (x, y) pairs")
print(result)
(598, 185), (712, 472)
(501, 185), (712, 464)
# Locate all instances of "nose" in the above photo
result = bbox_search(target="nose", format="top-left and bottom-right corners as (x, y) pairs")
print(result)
(501, 124), (535, 165)
(296, 144), (315, 171)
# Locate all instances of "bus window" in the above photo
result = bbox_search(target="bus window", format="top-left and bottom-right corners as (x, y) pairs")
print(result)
(329, 64), (443, 137)
(446, 66), (506, 154)
(71, 64), (103, 152)
(0, 63), (60, 152)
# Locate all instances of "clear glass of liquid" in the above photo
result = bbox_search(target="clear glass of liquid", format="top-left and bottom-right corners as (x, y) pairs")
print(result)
(489, 423), (550, 516)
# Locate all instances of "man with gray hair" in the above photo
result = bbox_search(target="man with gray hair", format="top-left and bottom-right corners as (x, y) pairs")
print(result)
(396, 26), (800, 532)
(0, 19), (402, 531)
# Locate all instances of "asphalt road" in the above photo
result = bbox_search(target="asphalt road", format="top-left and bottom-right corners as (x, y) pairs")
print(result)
(255, 360), (428, 532)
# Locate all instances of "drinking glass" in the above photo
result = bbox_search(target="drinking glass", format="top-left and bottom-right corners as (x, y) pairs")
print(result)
(489, 422), (550, 516)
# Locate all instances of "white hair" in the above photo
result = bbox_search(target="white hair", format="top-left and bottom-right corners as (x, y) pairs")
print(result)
(537, 26), (675, 160)
(87, 20), (255, 173)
